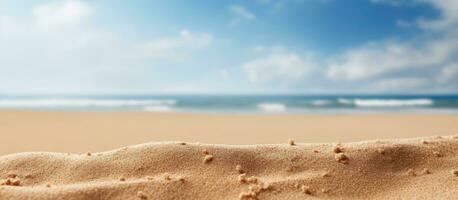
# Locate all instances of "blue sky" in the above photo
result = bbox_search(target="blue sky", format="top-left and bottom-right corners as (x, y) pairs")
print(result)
(0, 0), (457, 94)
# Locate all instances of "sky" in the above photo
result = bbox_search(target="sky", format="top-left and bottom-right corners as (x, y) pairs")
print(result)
(0, 0), (457, 95)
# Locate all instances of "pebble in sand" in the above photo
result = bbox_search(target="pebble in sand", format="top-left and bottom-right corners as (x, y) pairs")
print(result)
(1, 178), (20, 186)
(137, 191), (148, 199)
(422, 168), (431, 175)
(301, 185), (313, 195)
(236, 164), (244, 174)
(433, 151), (443, 157)
(203, 154), (213, 163)
(238, 174), (247, 184)
(406, 169), (416, 176)
(452, 170), (458, 176)
(288, 139), (295, 146)
(335, 153), (349, 164)
(333, 145), (343, 153)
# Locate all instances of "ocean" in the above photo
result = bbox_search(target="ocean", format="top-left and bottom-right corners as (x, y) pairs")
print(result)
(0, 95), (457, 114)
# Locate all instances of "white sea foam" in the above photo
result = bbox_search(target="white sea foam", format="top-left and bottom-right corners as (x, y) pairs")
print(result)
(338, 98), (353, 105)
(0, 99), (177, 108)
(257, 103), (286, 112)
(353, 99), (433, 107)
(337, 98), (434, 107)
(143, 105), (173, 112)
(310, 100), (331, 106)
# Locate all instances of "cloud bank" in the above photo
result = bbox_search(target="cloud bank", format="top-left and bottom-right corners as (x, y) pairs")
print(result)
(243, 0), (458, 93)
(0, 0), (213, 93)
(1, 0), (457, 94)
(244, 50), (315, 86)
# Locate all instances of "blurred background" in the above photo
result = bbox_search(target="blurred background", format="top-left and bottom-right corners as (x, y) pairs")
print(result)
(0, 0), (457, 154)
(0, 0), (457, 113)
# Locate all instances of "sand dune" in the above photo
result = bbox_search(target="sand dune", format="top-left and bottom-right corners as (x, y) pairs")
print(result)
(1, 136), (458, 199)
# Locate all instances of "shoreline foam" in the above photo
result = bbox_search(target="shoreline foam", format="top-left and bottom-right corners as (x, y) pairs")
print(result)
(0, 95), (457, 114)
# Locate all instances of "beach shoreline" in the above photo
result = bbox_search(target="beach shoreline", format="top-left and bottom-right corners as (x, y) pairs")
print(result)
(0, 111), (457, 155)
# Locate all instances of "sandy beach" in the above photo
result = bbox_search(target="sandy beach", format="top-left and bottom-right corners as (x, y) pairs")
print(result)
(0, 112), (457, 155)
(2, 135), (458, 199)
(1, 112), (458, 199)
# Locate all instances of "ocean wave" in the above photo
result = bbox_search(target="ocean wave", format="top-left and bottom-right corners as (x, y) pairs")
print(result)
(257, 103), (286, 112)
(143, 105), (173, 112)
(0, 99), (177, 108)
(338, 98), (434, 107)
(310, 100), (331, 106)
(337, 98), (353, 105)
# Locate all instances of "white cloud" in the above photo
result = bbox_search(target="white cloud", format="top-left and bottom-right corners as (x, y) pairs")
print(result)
(326, 35), (458, 81)
(325, 0), (458, 83)
(33, 0), (92, 30)
(240, 0), (458, 93)
(438, 63), (458, 82)
(373, 78), (427, 90)
(0, 0), (214, 93)
(229, 5), (256, 26)
(372, 0), (458, 31)
(0, 2), (213, 64)
(416, 0), (458, 30)
(243, 48), (315, 85)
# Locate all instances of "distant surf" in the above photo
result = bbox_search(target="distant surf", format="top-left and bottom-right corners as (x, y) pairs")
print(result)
(143, 105), (173, 112)
(257, 103), (287, 112)
(0, 99), (176, 108)
(0, 95), (456, 114)
(310, 99), (331, 106)
(338, 98), (433, 107)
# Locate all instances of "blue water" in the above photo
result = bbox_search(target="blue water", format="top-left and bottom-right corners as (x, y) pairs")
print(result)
(0, 95), (458, 114)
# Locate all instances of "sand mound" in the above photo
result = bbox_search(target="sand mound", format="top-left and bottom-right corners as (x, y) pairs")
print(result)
(1, 136), (458, 199)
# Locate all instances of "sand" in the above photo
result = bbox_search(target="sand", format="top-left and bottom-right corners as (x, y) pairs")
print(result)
(1, 112), (458, 199)
(1, 111), (458, 154)
(1, 136), (458, 199)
